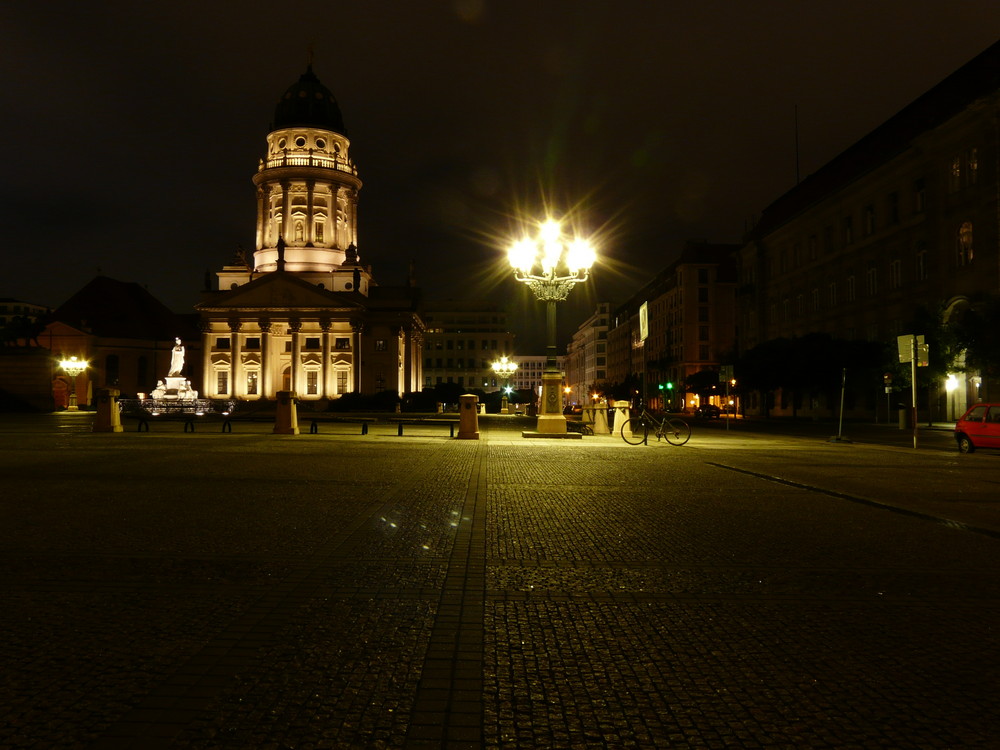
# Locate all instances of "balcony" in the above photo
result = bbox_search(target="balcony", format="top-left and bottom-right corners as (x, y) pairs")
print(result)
(259, 152), (358, 175)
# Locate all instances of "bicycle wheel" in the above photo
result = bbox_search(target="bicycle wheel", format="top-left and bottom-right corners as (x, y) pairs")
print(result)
(620, 418), (648, 445)
(662, 418), (691, 446)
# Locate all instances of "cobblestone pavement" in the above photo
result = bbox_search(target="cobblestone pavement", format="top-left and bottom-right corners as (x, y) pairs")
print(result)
(0, 413), (998, 748)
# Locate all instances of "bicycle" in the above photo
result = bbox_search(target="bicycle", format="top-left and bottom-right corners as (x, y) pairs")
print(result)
(620, 407), (691, 446)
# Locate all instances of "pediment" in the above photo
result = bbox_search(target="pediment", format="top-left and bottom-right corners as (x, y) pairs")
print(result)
(197, 273), (365, 313)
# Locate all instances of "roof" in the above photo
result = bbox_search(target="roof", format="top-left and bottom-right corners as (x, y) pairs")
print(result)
(52, 276), (194, 340)
(749, 39), (1000, 239)
(272, 65), (347, 134)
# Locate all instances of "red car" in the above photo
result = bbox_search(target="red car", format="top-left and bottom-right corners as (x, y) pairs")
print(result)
(954, 403), (1000, 453)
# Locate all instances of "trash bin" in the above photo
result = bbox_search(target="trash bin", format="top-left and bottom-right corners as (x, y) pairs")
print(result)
(898, 407), (911, 429)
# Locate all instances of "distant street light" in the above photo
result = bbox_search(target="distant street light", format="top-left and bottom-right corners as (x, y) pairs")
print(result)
(58, 356), (88, 411)
(491, 355), (518, 414)
(508, 217), (595, 434)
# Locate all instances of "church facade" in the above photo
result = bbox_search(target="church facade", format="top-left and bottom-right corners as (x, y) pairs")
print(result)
(196, 66), (423, 402)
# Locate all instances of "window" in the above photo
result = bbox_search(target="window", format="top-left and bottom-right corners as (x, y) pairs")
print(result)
(304, 337), (320, 350)
(949, 155), (962, 192)
(823, 226), (834, 253)
(914, 178), (925, 212)
(217, 371), (229, 395)
(105, 355), (120, 385)
(828, 282), (838, 307)
(247, 371), (259, 395)
(887, 192), (899, 225)
(216, 337), (230, 350)
(866, 265), (878, 296)
(306, 371), (318, 395)
(889, 260), (902, 289)
(697, 268), (708, 283)
(315, 222), (324, 242)
(915, 243), (928, 281)
(335, 337), (350, 350)
(808, 235), (817, 260)
(811, 288), (820, 313)
(863, 205), (875, 236)
(697, 287), (709, 303)
(847, 275), (856, 302)
(967, 148), (979, 185)
(375, 339), (387, 351)
(843, 216), (854, 245)
(337, 371), (348, 393)
(245, 337), (261, 350)
(957, 222), (974, 266)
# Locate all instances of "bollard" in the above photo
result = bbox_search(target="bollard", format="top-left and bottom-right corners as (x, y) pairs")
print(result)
(592, 402), (610, 434)
(611, 401), (631, 437)
(457, 393), (480, 440)
(273, 390), (300, 434)
(93, 388), (124, 433)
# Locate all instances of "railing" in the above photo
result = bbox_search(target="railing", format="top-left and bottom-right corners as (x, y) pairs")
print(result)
(118, 398), (234, 416)
(259, 152), (358, 175)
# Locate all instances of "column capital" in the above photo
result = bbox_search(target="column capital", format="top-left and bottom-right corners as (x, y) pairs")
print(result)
(228, 318), (242, 332)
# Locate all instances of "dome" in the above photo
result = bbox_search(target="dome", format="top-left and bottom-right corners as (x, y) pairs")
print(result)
(272, 66), (347, 134)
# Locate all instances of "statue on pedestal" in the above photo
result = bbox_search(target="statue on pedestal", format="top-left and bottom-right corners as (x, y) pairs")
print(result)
(168, 338), (185, 376)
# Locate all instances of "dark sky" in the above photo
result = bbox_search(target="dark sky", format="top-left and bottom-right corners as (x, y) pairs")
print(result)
(4, 2), (999, 350)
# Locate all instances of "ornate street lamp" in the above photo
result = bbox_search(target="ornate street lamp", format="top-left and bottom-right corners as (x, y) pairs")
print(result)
(491, 355), (519, 414)
(508, 218), (595, 434)
(58, 356), (89, 411)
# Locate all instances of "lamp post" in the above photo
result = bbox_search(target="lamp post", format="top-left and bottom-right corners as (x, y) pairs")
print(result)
(508, 218), (595, 434)
(59, 356), (88, 411)
(491, 355), (518, 414)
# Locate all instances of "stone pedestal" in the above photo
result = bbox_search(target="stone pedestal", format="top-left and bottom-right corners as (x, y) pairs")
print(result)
(274, 390), (300, 434)
(535, 371), (567, 434)
(611, 401), (631, 437)
(93, 388), (123, 433)
(457, 394), (479, 440)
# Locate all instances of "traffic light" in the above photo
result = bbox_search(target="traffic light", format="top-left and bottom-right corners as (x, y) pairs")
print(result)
(666, 381), (673, 390)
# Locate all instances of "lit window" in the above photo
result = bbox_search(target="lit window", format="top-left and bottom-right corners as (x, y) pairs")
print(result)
(217, 371), (229, 395)
(247, 371), (259, 395)
(307, 371), (318, 395)
(958, 222), (974, 266)
(375, 339), (387, 351)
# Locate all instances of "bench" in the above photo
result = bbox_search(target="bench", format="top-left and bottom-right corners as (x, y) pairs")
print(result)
(306, 416), (377, 434)
(385, 418), (460, 437)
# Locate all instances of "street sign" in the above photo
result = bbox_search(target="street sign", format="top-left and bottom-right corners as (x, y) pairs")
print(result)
(897, 334), (928, 366)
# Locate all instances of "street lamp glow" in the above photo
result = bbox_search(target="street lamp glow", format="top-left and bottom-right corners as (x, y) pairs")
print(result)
(507, 215), (596, 434)
(58, 356), (89, 411)
(492, 355), (519, 414)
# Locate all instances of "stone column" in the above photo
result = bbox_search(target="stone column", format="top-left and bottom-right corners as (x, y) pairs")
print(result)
(200, 321), (213, 397)
(280, 180), (291, 248)
(352, 322), (363, 394)
(228, 319), (242, 398)
(306, 180), (315, 245)
(320, 319), (332, 398)
(289, 319), (302, 395)
(259, 319), (272, 398)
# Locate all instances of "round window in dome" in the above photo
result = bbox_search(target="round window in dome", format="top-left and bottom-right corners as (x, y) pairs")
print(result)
(278, 138), (286, 149)
(295, 136), (306, 147)
(333, 143), (341, 153)
(345, 282), (353, 290)
(316, 138), (326, 150)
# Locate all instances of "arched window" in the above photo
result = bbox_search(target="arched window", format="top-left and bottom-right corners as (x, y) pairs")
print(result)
(105, 354), (120, 385)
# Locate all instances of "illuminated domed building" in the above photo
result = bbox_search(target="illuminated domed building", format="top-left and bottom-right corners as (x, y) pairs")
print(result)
(196, 66), (423, 401)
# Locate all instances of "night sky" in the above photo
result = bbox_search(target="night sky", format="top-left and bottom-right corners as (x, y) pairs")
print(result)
(4, 2), (999, 349)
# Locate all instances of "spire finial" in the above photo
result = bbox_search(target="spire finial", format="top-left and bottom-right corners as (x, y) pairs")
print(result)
(307, 44), (315, 71)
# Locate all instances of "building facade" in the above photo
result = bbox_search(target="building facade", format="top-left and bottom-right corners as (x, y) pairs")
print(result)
(606, 242), (738, 410)
(563, 303), (611, 406)
(196, 66), (423, 401)
(738, 40), (1000, 419)
(420, 302), (515, 391)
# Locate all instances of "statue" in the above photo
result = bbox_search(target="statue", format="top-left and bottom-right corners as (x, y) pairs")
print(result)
(168, 338), (185, 376)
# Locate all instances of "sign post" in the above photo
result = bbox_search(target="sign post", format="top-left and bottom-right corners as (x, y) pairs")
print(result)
(897, 334), (928, 449)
